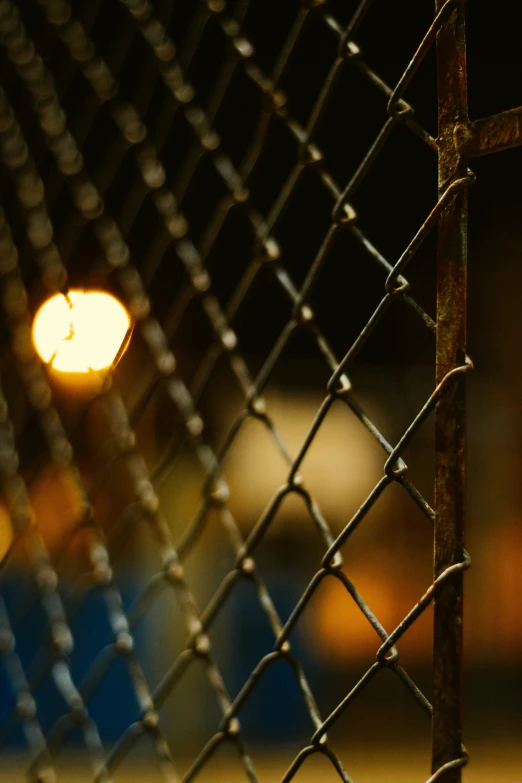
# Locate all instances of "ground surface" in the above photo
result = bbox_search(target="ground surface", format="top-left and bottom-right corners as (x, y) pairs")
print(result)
(0, 743), (519, 783)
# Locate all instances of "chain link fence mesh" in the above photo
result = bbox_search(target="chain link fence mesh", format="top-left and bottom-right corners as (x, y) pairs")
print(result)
(0, 0), (484, 780)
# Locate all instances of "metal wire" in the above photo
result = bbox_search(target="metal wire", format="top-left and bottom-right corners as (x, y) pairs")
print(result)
(0, 0), (496, 780)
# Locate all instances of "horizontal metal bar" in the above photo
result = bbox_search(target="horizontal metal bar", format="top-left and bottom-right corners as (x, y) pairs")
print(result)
(463, 105), (522, 157)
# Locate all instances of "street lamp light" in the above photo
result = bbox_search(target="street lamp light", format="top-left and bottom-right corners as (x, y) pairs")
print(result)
(32, 290), (131, 374)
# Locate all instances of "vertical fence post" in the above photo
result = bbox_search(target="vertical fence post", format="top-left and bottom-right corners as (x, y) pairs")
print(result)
(433, 0), (468, 780)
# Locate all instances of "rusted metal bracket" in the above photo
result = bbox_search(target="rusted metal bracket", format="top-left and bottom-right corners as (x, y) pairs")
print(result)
(458, 106), (522, 158)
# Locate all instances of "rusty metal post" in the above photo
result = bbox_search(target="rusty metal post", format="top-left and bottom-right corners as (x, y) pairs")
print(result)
(433, 1), (468, 780)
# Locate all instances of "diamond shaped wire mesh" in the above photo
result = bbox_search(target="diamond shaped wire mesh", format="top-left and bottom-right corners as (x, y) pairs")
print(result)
(0, 1), (474, 781)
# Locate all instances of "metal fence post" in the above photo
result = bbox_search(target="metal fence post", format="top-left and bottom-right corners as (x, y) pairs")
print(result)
(433, 1), (468, 780)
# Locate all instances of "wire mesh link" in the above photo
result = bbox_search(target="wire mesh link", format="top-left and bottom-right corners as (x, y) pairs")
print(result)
(0, 0), (475, 781)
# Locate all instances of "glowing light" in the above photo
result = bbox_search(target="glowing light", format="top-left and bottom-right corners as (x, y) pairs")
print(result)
(32, 290), (130, 373)
(0, 505), (13, 563)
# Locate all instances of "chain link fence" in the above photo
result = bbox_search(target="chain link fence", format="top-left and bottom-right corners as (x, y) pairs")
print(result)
(1, 0), (519, 780)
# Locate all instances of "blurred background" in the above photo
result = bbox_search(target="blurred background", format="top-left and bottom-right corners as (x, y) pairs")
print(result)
(0, 0), (521, 781)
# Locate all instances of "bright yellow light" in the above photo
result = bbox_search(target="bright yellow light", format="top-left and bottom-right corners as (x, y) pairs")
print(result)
(32, 290), (130, 373)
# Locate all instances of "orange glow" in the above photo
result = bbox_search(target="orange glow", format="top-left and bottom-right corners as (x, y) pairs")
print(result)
(308, 566), (432, 663)
(32, 290), (130, 373)
(30, 466), (86, 558)
(0, 505), (13, 562)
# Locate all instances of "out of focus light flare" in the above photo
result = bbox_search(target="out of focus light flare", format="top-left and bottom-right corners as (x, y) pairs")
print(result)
(32, 290), (130, 373)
